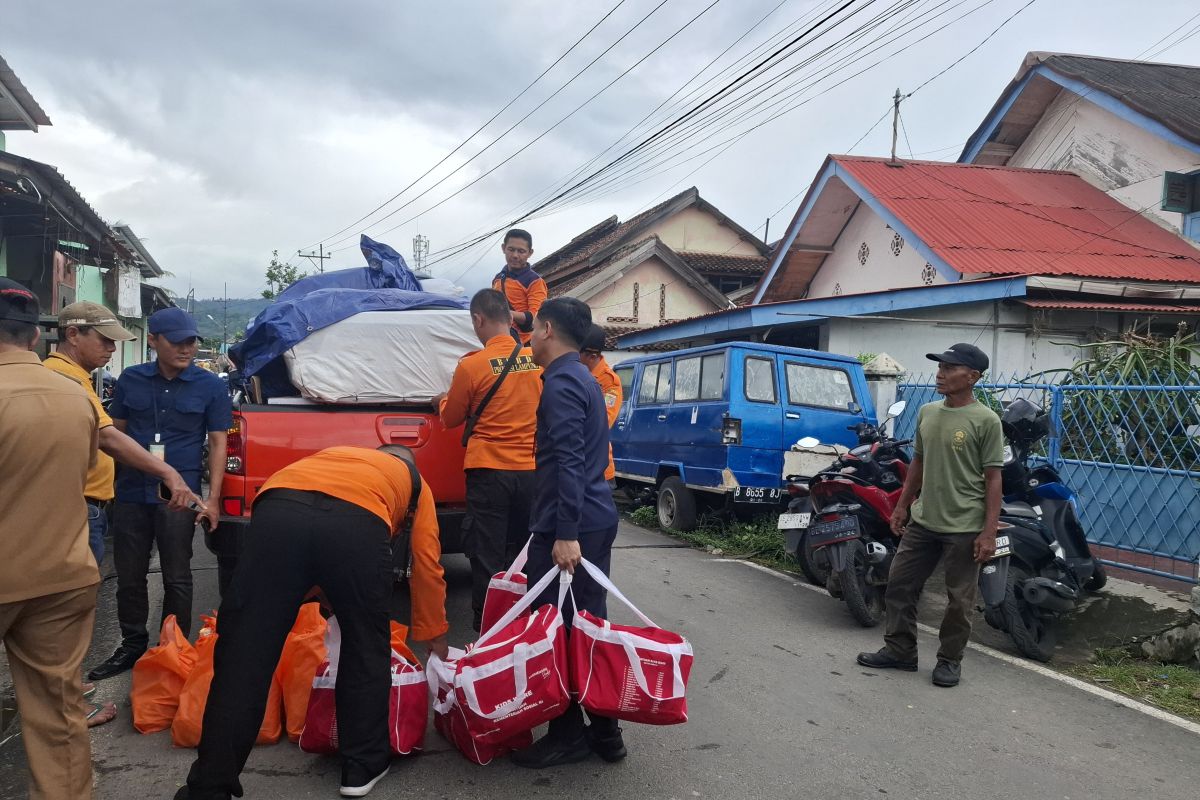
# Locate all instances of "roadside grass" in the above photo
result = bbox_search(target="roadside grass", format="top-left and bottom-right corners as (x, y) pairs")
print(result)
(626, 505), (801, 575)
(1067, 648), (1200, 721)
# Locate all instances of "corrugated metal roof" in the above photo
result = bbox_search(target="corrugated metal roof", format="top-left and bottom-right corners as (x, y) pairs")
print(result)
(1022, 299), (1200, 313)
(0, 54), (52, 131)
(834, 156), (1200, 283)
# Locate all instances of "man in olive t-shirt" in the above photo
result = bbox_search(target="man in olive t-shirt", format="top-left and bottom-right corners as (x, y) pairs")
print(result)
(857, 343), (1003, 688)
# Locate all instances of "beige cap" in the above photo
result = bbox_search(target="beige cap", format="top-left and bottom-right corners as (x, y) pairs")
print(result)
(58, 301), (137, 341)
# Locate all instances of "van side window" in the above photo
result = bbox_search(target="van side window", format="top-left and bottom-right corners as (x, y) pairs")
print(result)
(637, 364), (660, 404)
(616, 366), (634, 401)
(655, 362), (673, 403)
(699, 353), (724, 400)
(674, 357), (700, 401)
(785, 362), (855, 409)
(744, 356), (777, 403)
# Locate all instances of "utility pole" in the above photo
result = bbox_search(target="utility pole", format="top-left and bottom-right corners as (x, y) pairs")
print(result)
(763, 217), (770, 244)
(890, 88), (902, 163)
(412, 234), (430, 278)
(297, 242), (332, 273)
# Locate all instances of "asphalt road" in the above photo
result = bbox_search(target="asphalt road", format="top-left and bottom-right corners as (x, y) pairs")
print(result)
(2, 521), (1198, 800)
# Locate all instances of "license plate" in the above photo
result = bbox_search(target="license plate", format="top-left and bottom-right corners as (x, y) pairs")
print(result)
(807, 515), (860, 546)
(734, 486), (782, 503)
(993, 534), (1012, 559)
(777, 512), (811, 530)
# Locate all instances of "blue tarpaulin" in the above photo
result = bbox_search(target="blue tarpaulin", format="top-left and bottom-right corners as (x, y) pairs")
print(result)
(275, 235), (422, 301)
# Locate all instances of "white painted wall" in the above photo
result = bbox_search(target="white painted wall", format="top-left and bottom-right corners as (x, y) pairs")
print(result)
(1008, 91), (1200, 239)
(591, 255), (721, 327)
(807, 204), (950, 298)
(646, 206), (761, 256)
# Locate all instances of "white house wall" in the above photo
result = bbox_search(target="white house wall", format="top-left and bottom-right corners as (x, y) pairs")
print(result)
(594, 255), (721, 327)
(645, 206), (762, 256)
(807, 204), (950, 298)
(1008, 91), (1200, 238)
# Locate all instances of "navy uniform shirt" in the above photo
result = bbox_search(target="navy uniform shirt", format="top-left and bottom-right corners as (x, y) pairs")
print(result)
(110, 362), (233, 503)
(530, 352), (619, 539)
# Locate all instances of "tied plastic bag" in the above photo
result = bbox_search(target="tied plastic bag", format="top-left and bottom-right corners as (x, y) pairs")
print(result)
(569, 558), (693, 725)
(299, 618), (426, 756)
(276, 602), (328, 742)
(131, 615), (197, 733)
(171, 613), (284, 747)
(479, 536), (531, 634)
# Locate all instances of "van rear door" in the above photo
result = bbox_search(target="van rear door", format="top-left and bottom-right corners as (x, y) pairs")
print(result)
(727, 350), (784, 491)
(778, 358), (864, 450)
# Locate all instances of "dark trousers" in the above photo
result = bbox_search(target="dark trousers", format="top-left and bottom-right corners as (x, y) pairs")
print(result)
(883, 522), (981, 664)
(113, 502), (197, 650)
(464, 468), (535, 628)
(526, 525), (620, 740)
(86, 500), (108, 565)
(186, 490), (393, 799)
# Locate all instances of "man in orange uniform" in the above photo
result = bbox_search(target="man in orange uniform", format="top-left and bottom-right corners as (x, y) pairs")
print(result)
(578, 324), (622, 483)
(438, 288), (542, 631)
(177, 446), (448, 800)
(491, 228), (547, 344)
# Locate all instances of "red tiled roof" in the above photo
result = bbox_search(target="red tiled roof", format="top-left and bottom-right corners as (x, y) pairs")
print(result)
(1022, 299), (1200, 313)
(676, 250), (769, 276)
(833, 156), (1200, 283)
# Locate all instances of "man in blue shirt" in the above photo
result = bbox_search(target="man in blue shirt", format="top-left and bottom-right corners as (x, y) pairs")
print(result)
(88, 308), (232, 681)
(512, 297), (622, 770)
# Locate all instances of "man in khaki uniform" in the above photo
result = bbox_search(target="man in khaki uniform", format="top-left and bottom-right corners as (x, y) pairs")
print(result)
(0, 278), (100, 799)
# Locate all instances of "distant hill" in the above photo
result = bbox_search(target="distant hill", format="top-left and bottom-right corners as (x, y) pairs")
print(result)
(190, 298), (272, 342)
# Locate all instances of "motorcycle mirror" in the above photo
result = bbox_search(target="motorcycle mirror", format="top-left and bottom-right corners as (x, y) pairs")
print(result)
(886, 400), (907, 419)
(796, 436), (821, 449)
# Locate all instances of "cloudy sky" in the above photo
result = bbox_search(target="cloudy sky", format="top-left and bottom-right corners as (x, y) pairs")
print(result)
(4, 0), (1197, 300)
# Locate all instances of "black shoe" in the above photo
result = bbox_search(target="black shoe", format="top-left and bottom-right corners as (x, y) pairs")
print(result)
(88, 646), (143, 681)
(173, 785), (236, 800)
(932, 659), (961, 687)
(339, 764), (389, 797)
(856, 648), (918, 672)
(510, 732), (592, 769)
(586, 724), (627, 763)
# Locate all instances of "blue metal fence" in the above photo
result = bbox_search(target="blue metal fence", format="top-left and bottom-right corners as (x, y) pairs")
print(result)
(895, 374), (1200, 584)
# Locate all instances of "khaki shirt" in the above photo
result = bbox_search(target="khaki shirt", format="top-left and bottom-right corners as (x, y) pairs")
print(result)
(0, 350), (100, 603)
(44, 351), (116, 501)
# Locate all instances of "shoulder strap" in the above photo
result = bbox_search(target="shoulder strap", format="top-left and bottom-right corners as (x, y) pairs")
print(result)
(461, 340), (523, 447)
(393, 460), (423, 581)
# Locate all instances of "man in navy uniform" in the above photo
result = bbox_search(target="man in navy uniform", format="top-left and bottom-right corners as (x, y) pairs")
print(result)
(512, 297), (623, 769)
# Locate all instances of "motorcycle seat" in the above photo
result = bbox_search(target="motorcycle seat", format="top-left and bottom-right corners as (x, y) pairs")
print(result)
(1001, 503), (1038, 519)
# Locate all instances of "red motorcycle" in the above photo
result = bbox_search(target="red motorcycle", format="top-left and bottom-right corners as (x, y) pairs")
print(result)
(792, 403), (911, 627)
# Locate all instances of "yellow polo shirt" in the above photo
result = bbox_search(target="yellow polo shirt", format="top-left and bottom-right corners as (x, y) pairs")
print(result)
(44, 352), (116, 501)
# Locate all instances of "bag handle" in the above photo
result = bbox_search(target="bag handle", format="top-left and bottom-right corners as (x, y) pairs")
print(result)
(323, 616), (343, 676)
(474, 566), (570, 650)
(460, 642), (536, 721)
(461, 340), (522, 447)
(502, 535), (533, 580)
(577, 558), (656, 627)
(427, 646), (466, 714)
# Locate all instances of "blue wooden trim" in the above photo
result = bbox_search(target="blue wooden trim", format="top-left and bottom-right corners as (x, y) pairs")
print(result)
(751, 159), (837, 305)
(1184, 211), (1200, 243)
(617, 277), (1027, 348)
(963, 65), (1200, 163)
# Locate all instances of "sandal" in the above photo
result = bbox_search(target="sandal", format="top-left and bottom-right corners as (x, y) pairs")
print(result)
(86, 701), (118, 728)
(82, 681), (97, 700)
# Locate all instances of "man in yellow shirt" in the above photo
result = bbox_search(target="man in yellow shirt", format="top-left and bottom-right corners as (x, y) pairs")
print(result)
(46, 302), (198, 565)
(578, 324), (622, 483)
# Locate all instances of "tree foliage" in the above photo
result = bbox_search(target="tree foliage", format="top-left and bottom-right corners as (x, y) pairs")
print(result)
(262, 250), (308, 300)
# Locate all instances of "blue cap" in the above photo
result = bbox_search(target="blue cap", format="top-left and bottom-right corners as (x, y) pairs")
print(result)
(148, 307), (200, 343)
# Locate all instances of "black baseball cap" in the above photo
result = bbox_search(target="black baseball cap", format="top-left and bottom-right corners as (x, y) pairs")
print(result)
(0, 278), (40, 323)
(580, 324), (606, 354)
(926, 343), (988, 372)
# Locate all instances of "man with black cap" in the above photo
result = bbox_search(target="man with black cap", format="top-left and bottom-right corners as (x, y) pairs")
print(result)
(857, 343), (1003, 688)
(89, 307), (233, 681)
(578, 323), (622, 484)
(0, 278), (100, 798)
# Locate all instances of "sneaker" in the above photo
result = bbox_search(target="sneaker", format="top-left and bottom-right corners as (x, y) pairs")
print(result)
(339, 765), (390, 797)
(510, 731), (592, 769)
(932, 659), (961, 687)
(586, 724), (627, 763)
(856, 648), (918, 672)
(87, 646), (143, 681)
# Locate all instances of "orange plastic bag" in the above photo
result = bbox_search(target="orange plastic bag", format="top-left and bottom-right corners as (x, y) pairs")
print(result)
(390, 621), (418, 665)
(276, 603), (329, 742)
(171, 614), (285, 747)
(131, 615), (197, 733)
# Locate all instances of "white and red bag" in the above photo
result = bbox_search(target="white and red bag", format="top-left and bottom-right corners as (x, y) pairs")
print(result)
(428, 566), (571, 763)
(570, 558), (693, 726)
(298, 617), (428, 756)
(479, 536), (532, 634)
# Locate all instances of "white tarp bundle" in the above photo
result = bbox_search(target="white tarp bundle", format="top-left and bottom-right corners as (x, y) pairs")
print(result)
(284, 309), (477, 404)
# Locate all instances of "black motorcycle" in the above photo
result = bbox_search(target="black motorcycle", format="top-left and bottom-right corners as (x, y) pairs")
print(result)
(978, 398), (1106, 662)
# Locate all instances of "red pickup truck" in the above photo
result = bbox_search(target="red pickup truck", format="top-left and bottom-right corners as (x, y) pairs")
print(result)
(205, 401), (466, 594)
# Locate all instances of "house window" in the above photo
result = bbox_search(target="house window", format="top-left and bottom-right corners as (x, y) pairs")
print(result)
(608, 282), (639, 324)
(717, 277), (754, 293)
(1185, 211), (1200, 244)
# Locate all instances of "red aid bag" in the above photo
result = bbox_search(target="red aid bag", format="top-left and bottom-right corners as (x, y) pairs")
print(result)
(388, 649), (428, 755)
(570, 558), (693, 725)
(428, 648), (532, 765)
(297, 616), (342, 754)
(479, 536), (532, 635)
